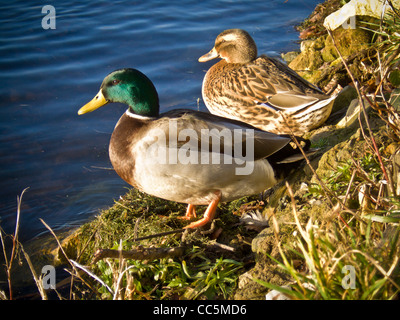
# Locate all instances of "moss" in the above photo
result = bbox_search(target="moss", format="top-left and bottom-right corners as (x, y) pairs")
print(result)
(289, 49), (324, 72)
(321, 45), (338, 62)
(304, 69), (323, 85)
(389, 70), (400, 88)
(281, 51), (299, 64)
(323, 27), (372, 60)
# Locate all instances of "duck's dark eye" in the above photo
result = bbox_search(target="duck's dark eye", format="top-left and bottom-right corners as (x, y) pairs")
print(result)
(112, 79), (121, 85)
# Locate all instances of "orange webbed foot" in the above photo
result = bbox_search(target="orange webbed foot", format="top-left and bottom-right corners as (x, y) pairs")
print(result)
(179, 204), (197, 221)
(184, 191), (221, 229)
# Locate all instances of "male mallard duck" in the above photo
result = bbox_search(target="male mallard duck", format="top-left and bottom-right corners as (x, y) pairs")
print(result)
(199, 29), (336, 135)
(78, 68), (310, 229)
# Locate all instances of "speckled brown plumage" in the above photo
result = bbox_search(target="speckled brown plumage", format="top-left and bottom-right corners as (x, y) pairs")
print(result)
(199, 29), (336, 135)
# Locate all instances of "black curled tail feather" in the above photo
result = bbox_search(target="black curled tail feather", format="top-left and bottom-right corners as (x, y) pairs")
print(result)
(268, 136), (313, 180)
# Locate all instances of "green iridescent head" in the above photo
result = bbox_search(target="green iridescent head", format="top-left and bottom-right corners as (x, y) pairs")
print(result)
(78, 68), (160, 117)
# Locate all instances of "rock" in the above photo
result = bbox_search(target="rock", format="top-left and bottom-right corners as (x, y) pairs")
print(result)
(281, 51), (299, 64)
(265, 286), (292, 300)
(289, 48), (324, 72)
(321, 45), (338, 63)
(51, 229), (82, 265)
(314, 137), (356, 181)
(336, 96), (372, 129)
(300, 37), (325, 52)
(289, 25), (371, 86)
(330, 85), (358, 115)
(384, 143), (399, 157)
(288, 37), (326, 73)
(323, 0), (400, 30)
(389, 70), (400, 88)
(389, 88), (400, 110)
(251, 227), (275, 255)
(322, 27), (371, 62)
(234, 261), (290, 300)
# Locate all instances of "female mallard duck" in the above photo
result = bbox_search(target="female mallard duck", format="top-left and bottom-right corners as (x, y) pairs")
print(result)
(78, 68), (310, 229)
(199, 29), (336, 135)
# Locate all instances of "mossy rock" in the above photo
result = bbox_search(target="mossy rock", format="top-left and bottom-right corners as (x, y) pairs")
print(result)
(313, 136), (357, 181)
(289, 51), (324, 72)
(299, 69), (324, 85)
(389, 88), (400, 110)
(331, 85), (358, 114)
(52, 230), (82, 265)
(322, 27), (371, 62)
(321, 46), (338, 62)
(300, 37), (326, 52)
(234, 262), (289, 300)
(389, 70), (400, 88)
(281, 51), (299, 64)
(289, 38), (325, 72)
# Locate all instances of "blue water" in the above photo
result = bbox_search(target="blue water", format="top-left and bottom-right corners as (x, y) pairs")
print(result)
(0, 0), (322, 242)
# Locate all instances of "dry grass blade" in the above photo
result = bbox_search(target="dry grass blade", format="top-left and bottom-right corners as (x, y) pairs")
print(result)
(0, 187), (30, 300)
(70, 259), (114, 296)
(20, 244), (48, 300)
(40, 219), (72, 268)
(326, 28), (394, 197)
(280, 113), (353, 227)
(40, 218), (97, 297)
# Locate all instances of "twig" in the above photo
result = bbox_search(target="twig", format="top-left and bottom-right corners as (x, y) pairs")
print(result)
(0, 229), (9, 299)
(205, 242), (236, 252)
(317, 48), (371, 88)
(343, 170), (357, 206)
(11, 188), (28, 261)
(92, 239), (236, 264)
(127, 228), (186, 242)
(387, 0), (400, 18)
(113, 263), (136, 300)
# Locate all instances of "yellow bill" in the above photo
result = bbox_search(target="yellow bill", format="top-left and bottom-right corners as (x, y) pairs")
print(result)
(78, 89), (108, 115)
(198, 47), (219, 62)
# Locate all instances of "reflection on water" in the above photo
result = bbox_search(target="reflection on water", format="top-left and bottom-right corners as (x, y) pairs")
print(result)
(0, 0), (320, 242)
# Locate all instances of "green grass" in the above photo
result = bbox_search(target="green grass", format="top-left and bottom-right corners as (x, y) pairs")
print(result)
(252, 8), (400, 300)
(92, 244), (244, 300)
(38, 187), (256, 300)
(254, 201), (400, 300)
